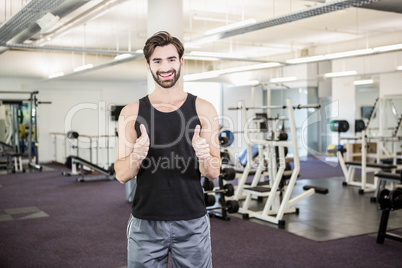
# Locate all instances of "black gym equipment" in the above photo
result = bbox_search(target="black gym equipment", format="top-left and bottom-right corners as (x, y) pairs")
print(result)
(329, 120), (349, 133)
(374, 172), (402, 244)
(355, 119), (365, 133)
(219, 130), (234, 147)
(203, 167), (239, 221)
(204, 194), (216, 207)
(220, 149), (232, 165)
(302, 185), (329, 195)
(202, 178), (214, 191)
(219, 129), (235, 165)
(204, 184), (235, 197)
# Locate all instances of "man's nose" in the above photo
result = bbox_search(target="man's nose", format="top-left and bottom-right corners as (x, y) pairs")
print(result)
(160, 60), (172, 71)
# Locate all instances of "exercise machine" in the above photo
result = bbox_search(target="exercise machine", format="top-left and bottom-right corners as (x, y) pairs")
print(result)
(336, 97), (401, 194)
(228, 99), (327, 226)
(62, 131), (115, 182)
(0, 141), (23, 173)
(62, 155), (115, 182)
(0, 91), (50, 171)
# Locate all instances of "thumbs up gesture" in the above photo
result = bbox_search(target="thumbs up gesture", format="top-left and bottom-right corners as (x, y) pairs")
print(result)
(192, 125), (210, 160)
(133, 124), (150, 162)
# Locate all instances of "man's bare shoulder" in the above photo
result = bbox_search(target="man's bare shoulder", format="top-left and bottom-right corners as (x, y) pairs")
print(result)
(120, 101), (139, 117)
(195, 97), (217, 115)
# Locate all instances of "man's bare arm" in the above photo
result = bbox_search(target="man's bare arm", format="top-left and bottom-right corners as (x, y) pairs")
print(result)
(114, 102), (149, 184)
(193, 98), (221, 180)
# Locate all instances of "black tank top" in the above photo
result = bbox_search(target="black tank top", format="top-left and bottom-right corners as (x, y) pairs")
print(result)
(132, 93), (206, 221)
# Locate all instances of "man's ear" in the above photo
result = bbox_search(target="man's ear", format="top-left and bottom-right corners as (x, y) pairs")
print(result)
(180, 57), (184, 67)
(146, 62), (150, 72)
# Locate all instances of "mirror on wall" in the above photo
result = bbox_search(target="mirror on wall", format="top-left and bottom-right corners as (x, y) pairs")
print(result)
(354, 76), (379, 135)
(267, 86), (319, 157)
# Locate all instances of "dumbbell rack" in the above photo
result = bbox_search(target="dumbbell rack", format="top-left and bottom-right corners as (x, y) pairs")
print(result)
(207, 176), (230, 221)
(203, 168), (238, 221)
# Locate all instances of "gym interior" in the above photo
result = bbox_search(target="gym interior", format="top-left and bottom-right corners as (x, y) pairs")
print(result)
(1, 0), (402, 267)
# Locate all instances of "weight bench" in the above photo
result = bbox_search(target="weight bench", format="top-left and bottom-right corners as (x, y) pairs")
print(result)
(62, 155), (115, 182)
(372, 172), (402, 202)
(0, 149), (24, 173)
(345, 161), (396, 170)
(339, 156), (397, 194)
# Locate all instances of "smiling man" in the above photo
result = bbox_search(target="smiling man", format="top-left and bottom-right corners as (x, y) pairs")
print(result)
(115, 31), (221, 268)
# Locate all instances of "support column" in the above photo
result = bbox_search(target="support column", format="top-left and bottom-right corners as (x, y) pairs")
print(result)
(147, 0), (183, 94)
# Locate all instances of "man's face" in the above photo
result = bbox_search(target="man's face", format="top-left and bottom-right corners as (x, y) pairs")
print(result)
(147, 44), (183, 89)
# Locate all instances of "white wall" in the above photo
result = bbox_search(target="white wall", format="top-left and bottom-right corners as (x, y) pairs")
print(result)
(380, 72), (402, 97)
(184, 82), (221, 115)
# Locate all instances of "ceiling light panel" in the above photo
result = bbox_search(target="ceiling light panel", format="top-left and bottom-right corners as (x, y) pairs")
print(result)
(270, 76), (297, 83)
(324, 70), (357, 77)
(354, 79), (374, 85)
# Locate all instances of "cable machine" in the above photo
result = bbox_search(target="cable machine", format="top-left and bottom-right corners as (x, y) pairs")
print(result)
(0, 91), (51, 171)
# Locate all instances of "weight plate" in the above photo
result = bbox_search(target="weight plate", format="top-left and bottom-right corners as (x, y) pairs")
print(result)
(221, 167), (236, 181)
(226, 200), (239, 213)
(203, 179), (214, 191)
(204, 194), (216, 207)
(390, 188), (402, 209)
(224, 184), (235, 197)
(219, 130), (234, 147)
(378, 189), (391, 209)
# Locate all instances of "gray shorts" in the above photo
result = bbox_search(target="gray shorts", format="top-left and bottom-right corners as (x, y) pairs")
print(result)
(127, 214), (212, 268)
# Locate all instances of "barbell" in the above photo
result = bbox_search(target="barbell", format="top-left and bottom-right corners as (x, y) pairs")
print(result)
(204, 184), (235, 197)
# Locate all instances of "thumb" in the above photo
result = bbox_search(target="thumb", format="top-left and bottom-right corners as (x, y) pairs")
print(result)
(139, 124), (148, 139)
(193, 125), (201, 140)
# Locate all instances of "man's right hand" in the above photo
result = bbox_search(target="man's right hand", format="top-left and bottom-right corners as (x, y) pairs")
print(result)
(133, 124), (149, 162)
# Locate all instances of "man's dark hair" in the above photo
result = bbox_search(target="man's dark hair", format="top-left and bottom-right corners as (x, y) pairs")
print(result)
(143, 31), (184, 64)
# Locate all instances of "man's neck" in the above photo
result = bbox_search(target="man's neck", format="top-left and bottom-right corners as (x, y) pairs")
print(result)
(150, 84), (186, 103)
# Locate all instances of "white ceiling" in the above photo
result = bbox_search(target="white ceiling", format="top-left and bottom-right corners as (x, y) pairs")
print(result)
(0, 0), (402, 83)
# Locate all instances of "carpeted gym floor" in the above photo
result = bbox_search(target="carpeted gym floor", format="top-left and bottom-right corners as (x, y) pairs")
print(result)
(1, 159), (402, 268)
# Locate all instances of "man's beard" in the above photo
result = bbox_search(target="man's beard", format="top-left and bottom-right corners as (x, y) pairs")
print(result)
(151, 68), (181, 89)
